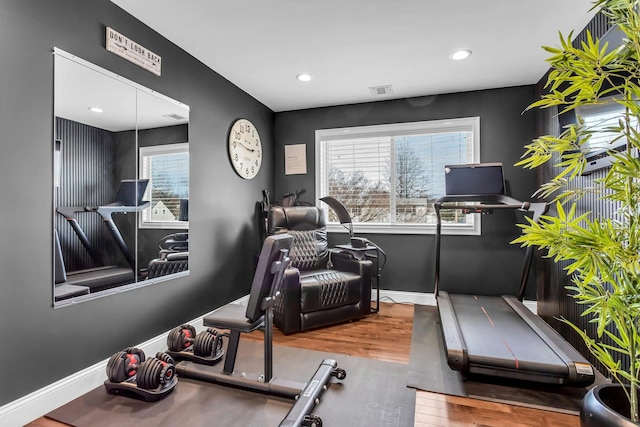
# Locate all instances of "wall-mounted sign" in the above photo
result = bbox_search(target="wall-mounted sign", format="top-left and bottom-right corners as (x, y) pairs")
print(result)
(106, 26), (161, 76)
(285, 144), (307, 175)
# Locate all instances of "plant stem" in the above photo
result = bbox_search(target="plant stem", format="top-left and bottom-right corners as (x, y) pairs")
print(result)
(632, 314), (640, 422)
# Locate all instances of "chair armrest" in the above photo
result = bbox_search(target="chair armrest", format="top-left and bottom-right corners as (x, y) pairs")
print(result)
(330, 251), (373, 315)
(330, 250), (373, 276)
(273, 267), (302, 334)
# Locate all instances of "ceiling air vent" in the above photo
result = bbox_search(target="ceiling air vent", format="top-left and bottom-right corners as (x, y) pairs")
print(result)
(369, 85), (393, 96)
(163, 113), (187, 120)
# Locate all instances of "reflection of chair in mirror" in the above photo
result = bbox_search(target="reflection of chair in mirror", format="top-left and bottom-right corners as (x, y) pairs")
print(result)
(176, 233), (346, 426)
(267, 205), (373, 334)
(55, 179), (149, 297)
(146, 233), (189, 279)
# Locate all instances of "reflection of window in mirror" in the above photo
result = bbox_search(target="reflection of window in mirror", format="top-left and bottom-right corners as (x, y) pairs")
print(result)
(576, 96), (638, 150)
(139, 142), (189, 229)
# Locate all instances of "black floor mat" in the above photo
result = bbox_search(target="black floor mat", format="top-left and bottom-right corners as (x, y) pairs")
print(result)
(407, 304), (606, 415)
(48, 339), (415, 427)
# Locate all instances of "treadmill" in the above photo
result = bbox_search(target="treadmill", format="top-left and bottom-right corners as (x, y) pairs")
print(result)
(55, 179), (149, 295)
(434, 163), (595, 386)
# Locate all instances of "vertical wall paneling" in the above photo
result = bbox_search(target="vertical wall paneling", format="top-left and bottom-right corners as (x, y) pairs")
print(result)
(54, 117), (119, 272)
(534, 11), (619, 375)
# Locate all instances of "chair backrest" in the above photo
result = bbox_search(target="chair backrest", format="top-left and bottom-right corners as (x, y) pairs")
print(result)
(268, 206), (328, 271)
(245, 233), (293, 322)
(147, 252), (189, 279)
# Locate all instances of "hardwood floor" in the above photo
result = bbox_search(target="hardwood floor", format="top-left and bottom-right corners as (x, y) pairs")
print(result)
(243, 300), (415, 364)
(29, 301), (579, 427)
(414, 391), (579, 427)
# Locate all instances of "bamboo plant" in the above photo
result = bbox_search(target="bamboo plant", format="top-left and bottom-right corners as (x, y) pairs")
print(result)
(513, 0), (640, 421)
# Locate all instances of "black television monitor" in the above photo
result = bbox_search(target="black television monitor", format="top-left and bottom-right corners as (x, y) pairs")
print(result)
(444, 163), (505, 196)
(245, 234), (293, 322)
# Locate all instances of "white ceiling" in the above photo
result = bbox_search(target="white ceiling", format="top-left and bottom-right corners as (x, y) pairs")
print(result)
(110, 0), (597, 112)
(55, 50), (189, 132)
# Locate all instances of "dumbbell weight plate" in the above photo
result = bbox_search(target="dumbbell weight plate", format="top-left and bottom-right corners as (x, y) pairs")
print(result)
(193, 330), (217, 357)
(106, 348), (145, 383)
(155, 351), (176, 365)
(136, 358), (162, 390)
(159, 362), (176, 385)
(167, 325), (196, 352)
(106, 351), (128, 383)
(206, 328), (223, 356)
(166, 328), (184, 352)
(155, 352), (176, 383)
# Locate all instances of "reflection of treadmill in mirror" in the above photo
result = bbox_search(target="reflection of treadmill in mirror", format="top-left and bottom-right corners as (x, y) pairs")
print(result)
(433, 163), (595, 386)
(56, 179), (150, 294)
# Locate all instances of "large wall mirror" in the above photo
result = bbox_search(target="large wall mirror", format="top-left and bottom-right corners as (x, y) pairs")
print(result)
(53, 48), (190, 307)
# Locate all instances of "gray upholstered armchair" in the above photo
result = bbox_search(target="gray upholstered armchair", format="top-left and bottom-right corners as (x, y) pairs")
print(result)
(268, 205), (373, 334)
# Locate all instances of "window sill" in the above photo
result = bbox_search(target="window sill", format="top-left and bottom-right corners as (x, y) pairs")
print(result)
(139, 221), (189, 230)
(326, 222), (480, 236)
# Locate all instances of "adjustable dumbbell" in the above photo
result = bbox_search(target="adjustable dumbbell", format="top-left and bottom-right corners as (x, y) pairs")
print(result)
(106, 347), (176, 389)
(166, 325), (224, 362)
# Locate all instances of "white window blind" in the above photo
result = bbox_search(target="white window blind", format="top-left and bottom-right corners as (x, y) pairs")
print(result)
(316, 117), (479, 234)
(577, 99), (638, 151)
(139, 143), (189, 229)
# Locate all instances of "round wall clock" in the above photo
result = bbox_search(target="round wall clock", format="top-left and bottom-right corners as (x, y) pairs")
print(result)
(228, 118), (262, 179)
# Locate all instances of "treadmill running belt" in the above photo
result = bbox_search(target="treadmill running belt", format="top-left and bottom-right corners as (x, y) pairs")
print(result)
(451, 294), (567, 376)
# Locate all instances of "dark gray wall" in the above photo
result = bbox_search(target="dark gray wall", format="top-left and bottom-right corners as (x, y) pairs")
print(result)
(0, 0), (274, 406)
(274, 86), (539, 296)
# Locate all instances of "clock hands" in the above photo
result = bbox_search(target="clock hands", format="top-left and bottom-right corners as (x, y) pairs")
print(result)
(238, 141), (255, 152)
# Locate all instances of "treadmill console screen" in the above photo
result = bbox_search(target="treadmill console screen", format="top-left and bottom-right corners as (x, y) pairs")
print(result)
(444, 163), (505, 196)
(113, 179), (149, 206)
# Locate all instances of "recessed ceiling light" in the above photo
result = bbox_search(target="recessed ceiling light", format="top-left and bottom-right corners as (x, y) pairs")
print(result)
(88, 107), (103, 113)
(450, 50), (472, 61)
(296, 73), (312, 82)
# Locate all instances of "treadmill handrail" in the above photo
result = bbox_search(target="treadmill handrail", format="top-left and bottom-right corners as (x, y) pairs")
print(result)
(57, 201), (150, 271)
(434, 195), (547, 222)
(433, 195), (548, 300)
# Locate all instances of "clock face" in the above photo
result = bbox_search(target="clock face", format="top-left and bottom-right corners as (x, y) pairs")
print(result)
(228, 118), (262, 179)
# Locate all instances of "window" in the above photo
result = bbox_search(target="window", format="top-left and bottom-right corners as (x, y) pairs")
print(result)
(575, 97), (639, 174)
(316, 117), (479, 234)
(139, 143), (189, 229)
(577, 99), (638, 151)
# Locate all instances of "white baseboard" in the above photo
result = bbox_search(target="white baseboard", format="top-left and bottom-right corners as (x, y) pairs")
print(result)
(375, 289), (436, 306)
(373, 289), (537, 314)
(0, 291), (535, 426)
